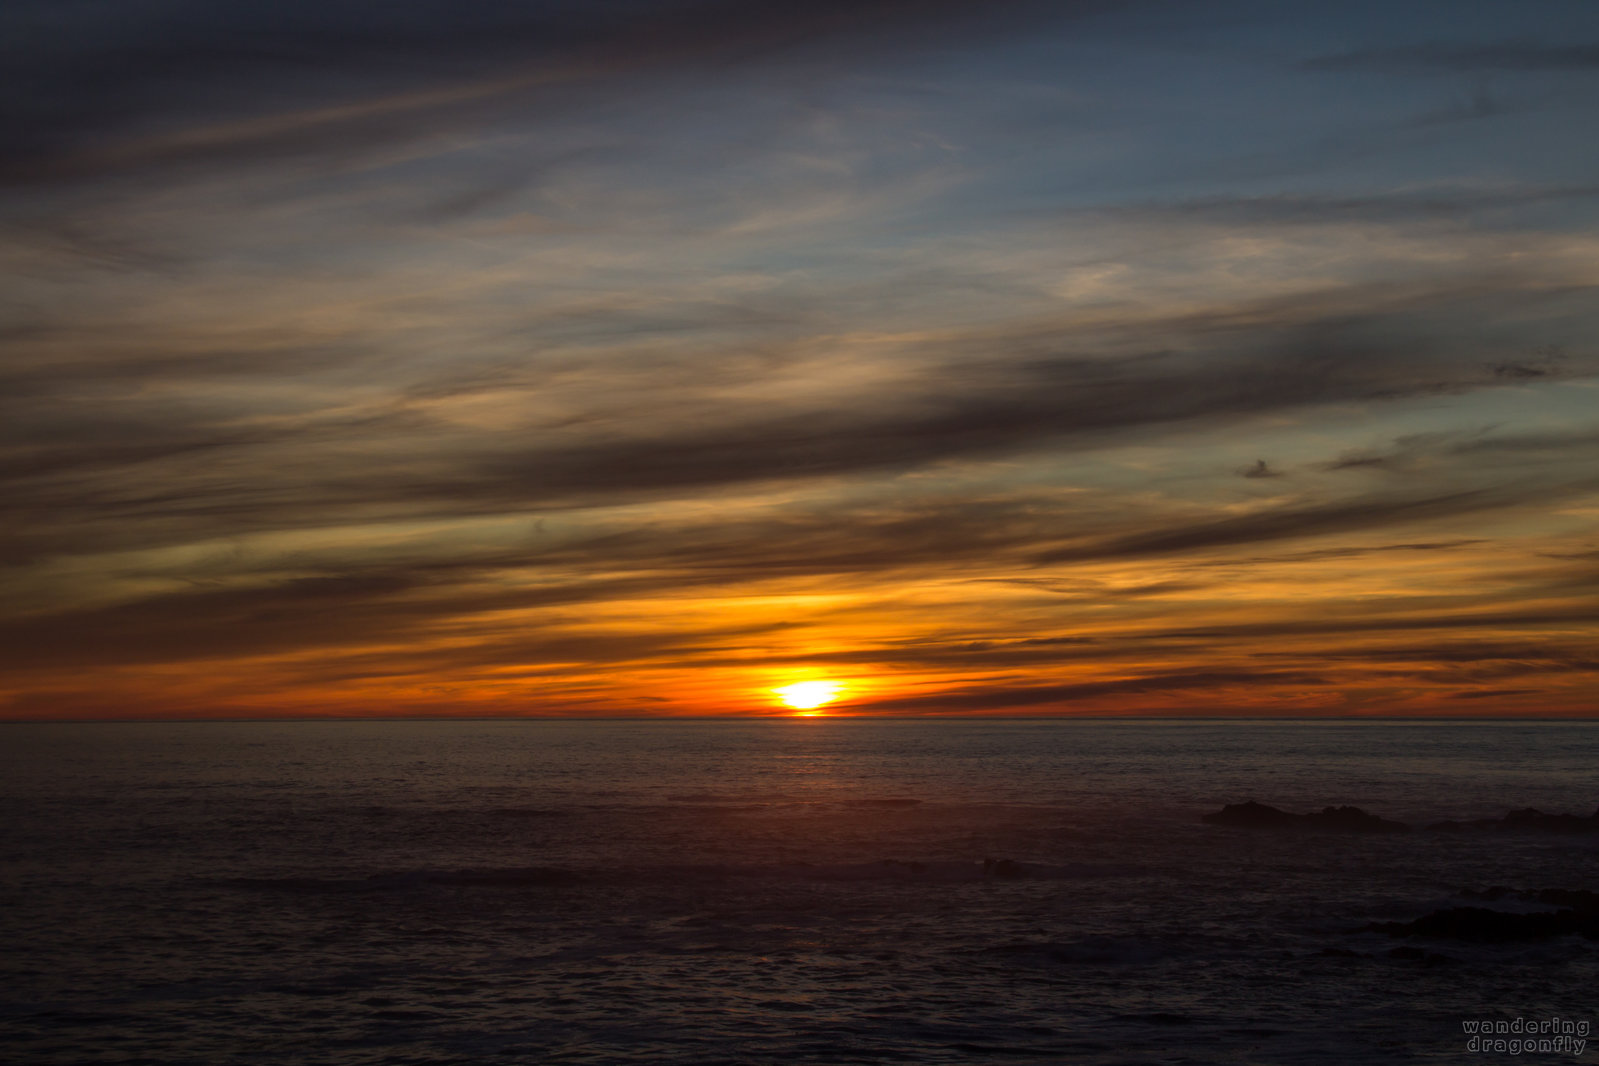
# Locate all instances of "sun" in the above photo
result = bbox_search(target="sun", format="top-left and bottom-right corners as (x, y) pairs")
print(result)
(774, 681), (842, 713)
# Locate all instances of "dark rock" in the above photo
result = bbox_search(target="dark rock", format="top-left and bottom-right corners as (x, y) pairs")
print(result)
(1501, 807), (1599, 833)
(1426, 806), (1599, 833)
(1536, 888), (1599, 913)
(1202, 801), (1408, 833)
(1459, 887), (1599, 914)
(1305, 805), (1409, 833)
(1367, 906), (1599, 943)
(1203, 801), (1301, 828)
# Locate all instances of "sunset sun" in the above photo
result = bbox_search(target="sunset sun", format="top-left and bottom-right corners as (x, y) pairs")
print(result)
(774, 681), (842, 713)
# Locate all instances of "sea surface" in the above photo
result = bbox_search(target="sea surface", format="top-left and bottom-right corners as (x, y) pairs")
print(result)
(1, 718), (1596, 1064)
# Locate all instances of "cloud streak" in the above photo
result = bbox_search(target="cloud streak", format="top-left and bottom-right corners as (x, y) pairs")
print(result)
(1304, 42), (1599, 74)
(1, 0), (1084, 188)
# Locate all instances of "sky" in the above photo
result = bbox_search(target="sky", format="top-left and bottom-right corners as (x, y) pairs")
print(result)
(2, 0), (1598, 718)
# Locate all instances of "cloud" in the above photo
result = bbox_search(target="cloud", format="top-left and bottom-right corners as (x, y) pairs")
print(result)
(1035, 488), (1533, 563)
(0, 0), (1082, 188)
(0, 557), (799, 673)
(1303, 42), (1599, 74)
(9, 452), (1580, 676)
(1224, 540), (1488, 564)
(1263, 640), (1599, 665)
(854, 670), (1329, 713)
(1149, 606), (1599, 643)
(11, 270), (1591, 568)
(4, 2), (1599, 717)
(1322, 425), (1599, 475)
(1249, 641), (1599, 689)
(1099, 186), (1599, 228)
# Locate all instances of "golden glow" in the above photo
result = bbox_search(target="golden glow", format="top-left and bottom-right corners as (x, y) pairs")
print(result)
(774, 680), (842, 711)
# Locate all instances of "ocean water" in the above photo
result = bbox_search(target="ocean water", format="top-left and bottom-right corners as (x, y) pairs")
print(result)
(1, 718), (1596, 1064)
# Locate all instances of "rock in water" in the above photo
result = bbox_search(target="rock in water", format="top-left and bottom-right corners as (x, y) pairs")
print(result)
(1202, 801), (1408, 833)
(1425, 806), (1599, 833)
(1366, 907), (1599, 943)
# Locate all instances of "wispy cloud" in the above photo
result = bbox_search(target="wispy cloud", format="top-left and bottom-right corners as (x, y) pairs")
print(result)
(1304, 42), (1599, 74)
(0, 0), (1087, 187)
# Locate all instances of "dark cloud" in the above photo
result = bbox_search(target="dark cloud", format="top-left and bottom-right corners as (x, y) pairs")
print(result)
(1215, 540), (1488, 565)
(1036, 489), (1513, 563)
(1304, 42), (1599, 74)
(1102, 186), (1599, 228)
(1250, 641), (1599, 689)
(0, 490), (1092, 670)
(4, 273), (1594, 573)
(855, 670), (1329, 713)
(1259, 640), (1599, 665)
(1149, 606), (1599, 643)
(372, 285), (1599, 504)
(0, 560), (797, 672)
(745, 635), (1198, 674)
(1450, 427), (1599, 457)
(1322, 425), (1599, 475)
(977, 578), (1203, 599)
(1323, 453), (1393, 472)
(0, 0), (1082, 188)
(11, 455), (1579, 675)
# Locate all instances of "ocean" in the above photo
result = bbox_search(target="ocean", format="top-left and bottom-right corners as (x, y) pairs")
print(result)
(2, 718), (1595, 1064)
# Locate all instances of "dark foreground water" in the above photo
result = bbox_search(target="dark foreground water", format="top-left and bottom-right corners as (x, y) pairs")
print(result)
(1, 718), (1596, 1064)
